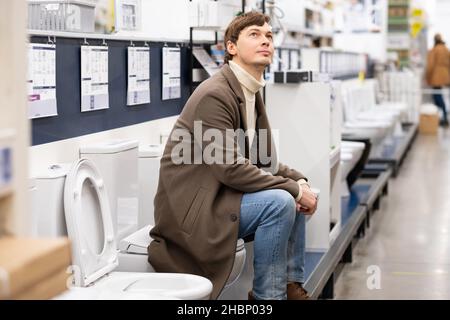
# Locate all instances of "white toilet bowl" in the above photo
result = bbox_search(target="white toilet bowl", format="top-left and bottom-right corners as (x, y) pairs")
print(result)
(34, 159), (213, 300)
(117, 225), (246, 289)
(343, 121), (389, 157)
(345, 116), (400, 158)
(356, 110), (402, 139)
(91, 272), (211, 300)
(376, 102), (408, 122)
(341, 141), (365, 166)
(342, 83), (397, 154)
(352, 81), (404, 138)
(367, 79), (409, 123)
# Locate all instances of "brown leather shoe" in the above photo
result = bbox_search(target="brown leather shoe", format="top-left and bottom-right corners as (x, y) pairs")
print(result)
(287, 282), (310, 300)
(249, 284), (310, 300)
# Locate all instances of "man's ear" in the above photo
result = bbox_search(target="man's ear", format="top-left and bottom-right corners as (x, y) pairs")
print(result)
(226, 40), (237, 57)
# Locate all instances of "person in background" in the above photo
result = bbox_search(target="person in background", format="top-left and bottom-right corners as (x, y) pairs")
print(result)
(426, 33), (450, 127)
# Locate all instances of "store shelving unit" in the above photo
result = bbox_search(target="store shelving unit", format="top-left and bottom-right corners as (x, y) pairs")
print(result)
(273, 0), (334, 48)
(187, 0), (248, 94)
(387, 0), (411, 68)
(301, 48), (368, 80)
(188, 25), (221, 94)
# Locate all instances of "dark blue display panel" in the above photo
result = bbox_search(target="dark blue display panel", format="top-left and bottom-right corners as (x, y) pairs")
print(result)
(30, 36), (189, 145)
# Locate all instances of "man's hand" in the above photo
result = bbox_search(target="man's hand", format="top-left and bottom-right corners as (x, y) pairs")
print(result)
(296, 185), (318, 215)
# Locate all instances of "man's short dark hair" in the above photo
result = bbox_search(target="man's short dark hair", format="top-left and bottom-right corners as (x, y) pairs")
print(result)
(223, 11), (270, 64)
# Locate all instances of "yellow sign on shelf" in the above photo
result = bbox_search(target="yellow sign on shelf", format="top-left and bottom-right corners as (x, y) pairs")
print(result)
(411, 7), (424, 38)
(411, 22), (423, 38)
(358, 71), (365, 82)
(412, 8), (423, 18)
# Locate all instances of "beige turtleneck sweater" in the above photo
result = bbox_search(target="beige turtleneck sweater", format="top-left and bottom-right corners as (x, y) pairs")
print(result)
(228, 60), (308, 201)
(229, 60), (262, 146)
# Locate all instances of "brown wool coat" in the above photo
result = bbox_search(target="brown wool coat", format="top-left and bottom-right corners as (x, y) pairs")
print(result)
(148, 64), (306, 299)
(426, 43), (450, 86)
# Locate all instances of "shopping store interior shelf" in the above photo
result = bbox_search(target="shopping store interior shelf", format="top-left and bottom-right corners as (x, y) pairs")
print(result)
(368, 122), (418, 177)
(304, 201), (366, 299)
(303, 163), (392, 299)
(353, 168), (392, 212)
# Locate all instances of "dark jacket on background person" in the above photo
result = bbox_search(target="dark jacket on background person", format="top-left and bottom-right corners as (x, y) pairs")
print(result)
(148, 64), (306, 299)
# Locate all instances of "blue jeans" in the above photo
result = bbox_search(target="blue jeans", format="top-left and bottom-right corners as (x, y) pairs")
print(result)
(239, 189), (306, 300)
(433, 86), (448, 122)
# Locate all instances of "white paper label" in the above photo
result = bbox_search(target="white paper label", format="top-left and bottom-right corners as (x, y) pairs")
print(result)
(127, 46), (150, 106)
(162, 47), (181, 100)
(27, 43), (58, 119)
(80, 45), (109, 112)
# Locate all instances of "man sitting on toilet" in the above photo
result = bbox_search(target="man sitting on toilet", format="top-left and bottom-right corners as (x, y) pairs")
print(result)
(148, 12), (318, 300)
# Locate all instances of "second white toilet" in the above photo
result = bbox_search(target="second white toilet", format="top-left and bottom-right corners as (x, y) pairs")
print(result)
(116, 143), (247, 291)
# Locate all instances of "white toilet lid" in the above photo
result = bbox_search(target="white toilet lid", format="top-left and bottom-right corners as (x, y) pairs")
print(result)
(119, 225), (246, 254)
(64, 159), (118, 287)
(79, 139), (139, 154)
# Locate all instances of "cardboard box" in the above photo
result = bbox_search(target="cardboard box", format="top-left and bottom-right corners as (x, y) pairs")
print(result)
(13, 267), (69, 300)
(0, 237), (71, 299)
(419, 113), (439, 134)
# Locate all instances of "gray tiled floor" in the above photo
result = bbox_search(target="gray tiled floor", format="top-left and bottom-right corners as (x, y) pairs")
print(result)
(334, 128), (450, 299)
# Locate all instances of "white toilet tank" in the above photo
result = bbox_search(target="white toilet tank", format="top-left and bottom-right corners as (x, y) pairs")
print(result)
(79, 140), (139, 242)
(32, 164), (71, 237)
(138, 144), (163, 228)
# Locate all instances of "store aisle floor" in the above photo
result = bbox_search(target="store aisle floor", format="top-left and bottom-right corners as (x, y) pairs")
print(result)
(334, 128), (450, 299)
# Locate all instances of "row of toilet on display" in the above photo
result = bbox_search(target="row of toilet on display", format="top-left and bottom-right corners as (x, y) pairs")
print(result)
(29, 140), (246, 300)
(340, 79), (409, 160)
(338, 79), (411, 196)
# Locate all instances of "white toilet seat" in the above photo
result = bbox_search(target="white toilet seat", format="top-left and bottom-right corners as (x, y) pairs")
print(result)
(119, 225), (246, 254)
(63, 159), (213, 300)
(95, 272), (212, 300)
(57, 286), (180, 300)
(97, 291), (179, 300)
(117, 225), (246, 288)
